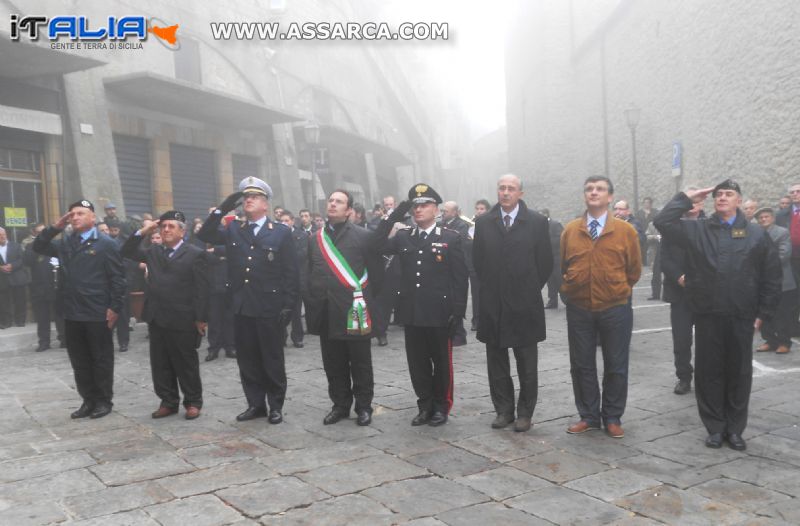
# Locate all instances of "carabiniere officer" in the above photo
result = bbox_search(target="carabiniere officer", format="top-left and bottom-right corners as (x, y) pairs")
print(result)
(376, 183), (469, 426)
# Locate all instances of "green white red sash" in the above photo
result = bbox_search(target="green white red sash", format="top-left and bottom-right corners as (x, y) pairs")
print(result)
(317, 229), (371, 335)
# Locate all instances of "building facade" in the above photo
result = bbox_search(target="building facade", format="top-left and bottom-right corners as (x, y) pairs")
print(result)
(506, 0), (800, 221)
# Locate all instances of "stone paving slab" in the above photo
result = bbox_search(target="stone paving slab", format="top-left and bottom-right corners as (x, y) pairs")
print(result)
(0, 279), (797, 524)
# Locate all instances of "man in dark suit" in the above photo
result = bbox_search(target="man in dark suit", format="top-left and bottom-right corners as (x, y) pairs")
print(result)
(33, 200), (126, 419)
(376, 185), (469, 426)
(205, 212), (236, 362)
(122, 210), (209, 420)
(439, 201), (470, 346)
(24, 223), (64, 350)
(661, 196), (705, 395)
(0, 227), (30, 328)
(304, 189), (384, 426)
(198, 177), (299, 425)
(473, 174), (553, 432)
(107, 219), (131, 352)
(776, 182), (800, 335)
(469, 199), (491, 330)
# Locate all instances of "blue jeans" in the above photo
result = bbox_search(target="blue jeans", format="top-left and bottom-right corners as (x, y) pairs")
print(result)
(566, 302), (633, 426)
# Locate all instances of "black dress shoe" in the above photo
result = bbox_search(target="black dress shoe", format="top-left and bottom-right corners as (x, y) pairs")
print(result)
(236, 406), (267, 421)
(71, 402), (94, 419)
(119, 344), (128, 353)
(646, 296), (661, 301)
(225, 349), (237, 358)
(544, 300), (558, 309)
(89, 403), (112, 419)
(452, 338), (467, 347)
(268, 410), (283, 424)
(205, 350), (219, 362)
(428, 411), (448, 427)
(673, 379), (691, 395)
(356, 410), (372, 426)
(411, 410), (431, 426)
(58, 340), (66, 348)
(292, 341), (304, 348)
(35, 344), (50, 352)
(705, 433), (724, 448)
(323, 409), (348, 425)
(727, 433), (747, 451)
(470, 323), (477, 331)
(491, 414), (515, 429)
(377, 335), (388, 346)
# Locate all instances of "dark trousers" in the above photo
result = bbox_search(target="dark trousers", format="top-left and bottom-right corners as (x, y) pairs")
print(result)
(32, 297), (64, 346)
(566, 302), (632, 426)
(486, 343), (538, 418)
(404, 326), (453, 414)
(373, 261), (400, 337)
(694, 314), (753, 435)
(11, 285), (26, 325)
(290, 297), (304, 344)
(761, 289), (798, 348)
(64, 319), (114, 406)
(234, 314), (286, 411)
(319, 315), (373, 413)
(469, 272), (480, 326)
(650, 242), (662, 299)
(792, 259), (800, 335)
(0, 285), (12, 326)
(148, 323), (203, 409)
(669, 295), (694, 381)
(113, 297), (130, 347)
(546, 258), (561, 303)
(207, 293), (235, 352)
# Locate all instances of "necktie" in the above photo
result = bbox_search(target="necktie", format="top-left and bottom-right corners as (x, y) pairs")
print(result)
(420, 230), (428, 240)
(164, 247), (174, 258)
(70, 234), (81, 251)
(503, 215), (511, 231)
(247, 222), (258, 236)
(589, 219), (600, 240)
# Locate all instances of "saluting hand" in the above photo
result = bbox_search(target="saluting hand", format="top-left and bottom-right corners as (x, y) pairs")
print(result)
(139, 219), (160, 236)
(387, 200), (412, 224)
(54, 211), (74, 230)
(217, 192), (244, 215)
(684, 187), (716, 202)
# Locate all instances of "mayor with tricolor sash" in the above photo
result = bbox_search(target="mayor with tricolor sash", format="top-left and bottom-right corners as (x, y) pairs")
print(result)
(304, 189), (385, 426)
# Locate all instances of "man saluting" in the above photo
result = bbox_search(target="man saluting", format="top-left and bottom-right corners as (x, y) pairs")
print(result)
(121, 210), (209, 420)
(198, 177), (299, 425)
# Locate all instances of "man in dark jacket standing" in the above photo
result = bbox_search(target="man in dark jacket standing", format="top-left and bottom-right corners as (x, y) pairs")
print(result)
(0, 227), (29, 328)
(198, 177), (299, 425)
(472, 174), (552, 432)
(122, 211), (209, 420)
(33, 200), (126, 419)
(660, 196), (705, 395)
(655, 181), (781, 451)
(24, 224), (64, 351)
(376, 185), (469, 427)
(304, 189), (384, 426)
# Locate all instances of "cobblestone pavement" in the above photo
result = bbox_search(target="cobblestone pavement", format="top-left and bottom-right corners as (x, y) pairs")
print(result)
(1, 270), (799, 525)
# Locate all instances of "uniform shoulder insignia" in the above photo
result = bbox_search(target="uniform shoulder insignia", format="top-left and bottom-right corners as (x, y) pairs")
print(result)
(396, 224), (412, 231)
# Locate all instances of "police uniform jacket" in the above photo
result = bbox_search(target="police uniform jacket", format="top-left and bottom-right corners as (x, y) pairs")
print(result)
(303, 221), (383, 340)
(654, 192), (782, 320)
(197, 213), (299, 319)
(378, 224), (468, 327)
(121, 235), (209, 332)
(33, 227), (126, 322)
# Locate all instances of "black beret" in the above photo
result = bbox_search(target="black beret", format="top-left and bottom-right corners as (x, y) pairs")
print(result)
(712, 179), (742, 196)
(159, 210), (186, 223)
(68, 199), (94, 212)
(408, 183), (442, 205)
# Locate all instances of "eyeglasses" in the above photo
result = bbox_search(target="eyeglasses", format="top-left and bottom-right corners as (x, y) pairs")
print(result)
(242, 192), (262, 199)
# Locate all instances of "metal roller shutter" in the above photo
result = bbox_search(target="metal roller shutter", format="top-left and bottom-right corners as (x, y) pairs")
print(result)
(113, 134), (152, 217)
(170, 143), (216, 221)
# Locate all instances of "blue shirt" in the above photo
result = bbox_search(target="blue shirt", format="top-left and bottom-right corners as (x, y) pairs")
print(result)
(720, 216), (736, 226)
(79, 227), (97, 242)
(586, 212), (608, 237)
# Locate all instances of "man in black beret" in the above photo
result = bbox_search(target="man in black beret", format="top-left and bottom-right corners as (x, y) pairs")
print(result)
(375, 184), (469, 426)
(33, 200), (127, 419)
(121, 210), (209, 419)
(655, 180), (781, 451)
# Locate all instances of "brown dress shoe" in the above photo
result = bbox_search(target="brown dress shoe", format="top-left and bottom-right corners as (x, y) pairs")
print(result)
(151, 406), (178, 419)
(185, 406), (201, 420)
(606, 423), (624, 438)
(755, 343), (772, 352)
(776, 345), (791, 354)
(566, 420), (600, 434)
